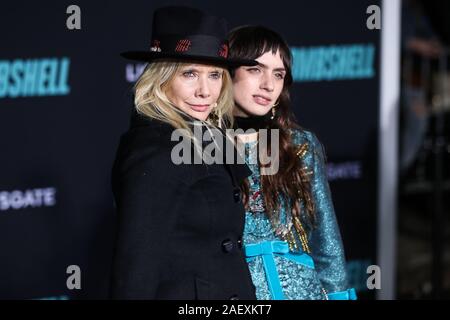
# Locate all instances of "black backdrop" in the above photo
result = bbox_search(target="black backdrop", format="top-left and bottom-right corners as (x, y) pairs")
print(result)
(0, 0), (380, 299)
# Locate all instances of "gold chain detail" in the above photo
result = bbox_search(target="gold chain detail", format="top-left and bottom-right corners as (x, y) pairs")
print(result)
(296, 143), (308, 158)
(293, 216), (311, 254)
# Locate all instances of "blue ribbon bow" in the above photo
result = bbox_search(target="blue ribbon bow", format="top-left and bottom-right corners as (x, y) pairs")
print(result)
(245, 240), (315, 300)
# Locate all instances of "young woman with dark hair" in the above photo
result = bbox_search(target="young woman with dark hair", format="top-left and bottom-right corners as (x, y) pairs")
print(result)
(228, 25), (357, 300)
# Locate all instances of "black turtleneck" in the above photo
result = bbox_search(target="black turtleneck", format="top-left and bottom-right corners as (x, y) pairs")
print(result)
(233, 114), (272, 131)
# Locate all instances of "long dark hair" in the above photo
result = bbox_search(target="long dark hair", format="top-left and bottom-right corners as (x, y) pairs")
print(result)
(228, 25), (316, 228)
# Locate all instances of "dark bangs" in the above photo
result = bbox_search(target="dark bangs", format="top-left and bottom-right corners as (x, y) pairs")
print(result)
(227, 25), (293, 86)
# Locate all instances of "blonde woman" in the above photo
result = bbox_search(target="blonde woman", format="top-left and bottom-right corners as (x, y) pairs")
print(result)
(109, 6), (257, 299)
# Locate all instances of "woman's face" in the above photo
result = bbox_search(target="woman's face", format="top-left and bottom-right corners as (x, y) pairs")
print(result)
(166, 63), (224, 121)
(232, 50), (286, 117)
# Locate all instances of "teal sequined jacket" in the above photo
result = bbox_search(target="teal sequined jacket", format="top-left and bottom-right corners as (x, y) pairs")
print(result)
(242, 128), (356, 300)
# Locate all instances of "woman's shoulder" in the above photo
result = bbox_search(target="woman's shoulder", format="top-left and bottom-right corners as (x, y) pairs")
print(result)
(289, 127), (324, 154)
(113, 120), (190, 184)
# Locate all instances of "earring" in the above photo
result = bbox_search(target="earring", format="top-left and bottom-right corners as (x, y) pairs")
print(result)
(270, 100), (279, 120)
(216, 107), (222, 128)
(210, 103), (222, 128)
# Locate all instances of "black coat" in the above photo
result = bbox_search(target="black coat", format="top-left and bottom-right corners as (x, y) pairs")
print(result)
(109, 113), (256, 300)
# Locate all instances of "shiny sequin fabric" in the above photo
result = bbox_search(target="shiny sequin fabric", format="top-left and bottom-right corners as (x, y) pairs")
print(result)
(242, 129), (352, 300)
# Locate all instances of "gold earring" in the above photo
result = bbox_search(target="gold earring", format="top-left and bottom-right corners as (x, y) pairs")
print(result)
(211, 103), (222, 128)
(270, 100), (279, 120)
(216, 107), (222, 128)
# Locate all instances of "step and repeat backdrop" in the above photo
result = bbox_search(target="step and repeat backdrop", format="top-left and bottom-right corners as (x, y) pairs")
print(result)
(0, 0), (381, 299)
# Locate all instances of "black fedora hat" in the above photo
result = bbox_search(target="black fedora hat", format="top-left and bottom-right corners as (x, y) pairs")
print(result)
(121, 6), (257, 67)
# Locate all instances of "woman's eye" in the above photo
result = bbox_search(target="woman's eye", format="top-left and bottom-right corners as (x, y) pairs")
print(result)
(182, 71), (196, 78)
(247, 68), (260, 73)
(275, 73), (285, 80)
(210, 72), (222, 80)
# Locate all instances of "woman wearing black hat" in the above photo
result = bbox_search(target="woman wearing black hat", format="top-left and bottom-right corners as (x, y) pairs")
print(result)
(109, 6), (257, 299)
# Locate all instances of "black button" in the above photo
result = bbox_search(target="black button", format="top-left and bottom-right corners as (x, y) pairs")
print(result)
(221, 239), (234, 253)
(237, 237), (243, 250)
(233, 188), (241, 203)
(229, 295), (239, 300)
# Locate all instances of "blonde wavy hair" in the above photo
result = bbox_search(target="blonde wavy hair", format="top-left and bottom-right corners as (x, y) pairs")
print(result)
(133, 60), (234, 139)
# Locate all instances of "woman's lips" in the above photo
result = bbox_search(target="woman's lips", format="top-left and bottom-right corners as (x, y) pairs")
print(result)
(188, 103), (210, 112)
(253, 95), (271, 106)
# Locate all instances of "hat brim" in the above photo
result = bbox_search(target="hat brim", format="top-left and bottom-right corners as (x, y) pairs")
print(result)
(120, 51), (257, 67)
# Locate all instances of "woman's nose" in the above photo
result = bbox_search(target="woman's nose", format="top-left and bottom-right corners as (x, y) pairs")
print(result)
(260, 72), (274, 92)
(196, 76), (211, 97)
